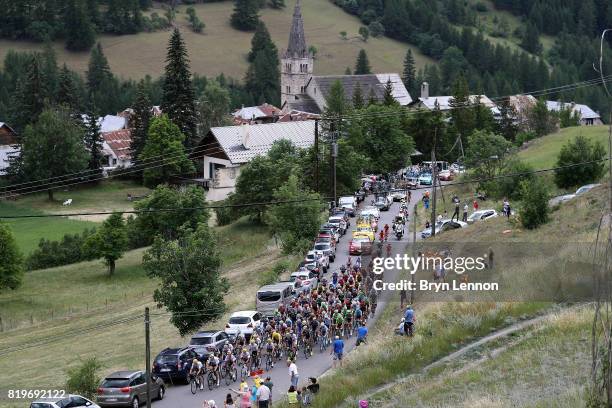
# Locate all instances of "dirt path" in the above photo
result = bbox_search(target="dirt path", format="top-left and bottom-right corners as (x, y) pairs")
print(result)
(358, 304), (589, 403)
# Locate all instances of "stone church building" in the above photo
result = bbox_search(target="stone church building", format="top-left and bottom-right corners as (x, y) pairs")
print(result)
(280, 0), (412, 114)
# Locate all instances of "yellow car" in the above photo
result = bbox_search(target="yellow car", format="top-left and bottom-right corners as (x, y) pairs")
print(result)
(352, 226), (375, 241)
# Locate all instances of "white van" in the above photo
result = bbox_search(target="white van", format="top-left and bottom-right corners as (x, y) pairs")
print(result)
(256, 282), (295, 316)
(338, 196), (357, 216)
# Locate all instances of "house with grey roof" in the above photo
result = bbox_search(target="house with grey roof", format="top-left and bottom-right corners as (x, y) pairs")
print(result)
(197, 121), (316, 201)
(414, 82), (500, 117)
(280, 0), (412, 114)
(546, 100), (602, 126)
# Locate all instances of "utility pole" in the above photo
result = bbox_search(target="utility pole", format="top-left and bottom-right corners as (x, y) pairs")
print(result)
(411, 203), (417, 304)
(315, 120), (320, 193)
(332, 135), (338, 205)
(145, 307), (152, 408)
(430, 128), (438, 237)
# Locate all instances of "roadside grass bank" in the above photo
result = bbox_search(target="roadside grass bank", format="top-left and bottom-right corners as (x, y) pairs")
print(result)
(275, 301), (550, 407)
(370, 305), (593, 407)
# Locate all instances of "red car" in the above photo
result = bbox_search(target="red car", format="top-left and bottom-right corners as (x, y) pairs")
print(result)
(438, 170), (454, 181)
(349, 236), (372, 255)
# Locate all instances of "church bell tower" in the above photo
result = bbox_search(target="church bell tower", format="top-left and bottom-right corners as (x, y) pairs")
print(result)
(280, 0), (314, 109)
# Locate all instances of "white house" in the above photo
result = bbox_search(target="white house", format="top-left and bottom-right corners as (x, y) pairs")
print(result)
(0, 122), (18, 175)
(198, 120), (316, 201)
(546, 100), (603, 126)
(415, 82), (500, 117)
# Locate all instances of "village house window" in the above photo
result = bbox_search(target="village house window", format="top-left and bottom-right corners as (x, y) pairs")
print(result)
(285, 63), (292, 72)
(300, 86), (305, 93)
(286, 86), (291, 94)
(300, 64), (308, 73)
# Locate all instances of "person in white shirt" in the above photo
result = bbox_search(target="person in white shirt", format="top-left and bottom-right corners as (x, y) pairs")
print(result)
(256, 383), (271, 408)
(287, 359), (299, 388)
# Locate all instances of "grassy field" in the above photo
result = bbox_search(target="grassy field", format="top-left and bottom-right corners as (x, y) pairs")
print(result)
(0, 180), (151, 255)
(518, 125), (610, 169)
(0, 216), (276, 406)
(0, 0), (432, 81)
(370, 306), (592, 407)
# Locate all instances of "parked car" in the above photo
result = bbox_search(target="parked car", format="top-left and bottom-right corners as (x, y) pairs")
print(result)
(390, 189), (407, 202)
(328, 215), (347, 235)
(355, 189), (366, 203)
(330, 208), (350, 226)
(450, 163), (465, 174)
(421, 219), (467, 239)
(349, 235), (373, 255)
(224, 311), (263, 339)
(188, 330), (230, 359)
(338, 196), (357, 217)
(418, 173), (433, 186)
(97, 370), (165, 408)
(467, 209), (498, 224)
(320, 223), (341, 242)
(152, 347), (198, 382)
(549, 183), (601, 206)
(313, 241), (336, 262)
(32, 395), (100, 408)
(290, 270), (319, 292)
(317, 230), (337, 247)
(438, 170), (454, 181)
(305, 250), (329, 272)
(406, 176), (419, 189)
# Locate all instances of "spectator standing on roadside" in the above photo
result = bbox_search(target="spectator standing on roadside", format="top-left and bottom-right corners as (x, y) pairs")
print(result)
(400, 288), (407, 309)
(502, 198), (510, 218)
(451, 195), (460, 221)
(462, 203), (468, 222)
(224, 394), (236, 408)
(473, 199), (479, 211)
(256, 381), (271, 408)
(288, 359), (299, 388)
(287, 386), (299, 406)
(262, 377), (273, 406)
(404, 305), (415, 337)
(331, 335), (345, 368)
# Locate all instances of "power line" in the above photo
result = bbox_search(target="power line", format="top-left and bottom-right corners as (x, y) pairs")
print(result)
(1, 158), (608, 219)
(0, 314), (144, 357)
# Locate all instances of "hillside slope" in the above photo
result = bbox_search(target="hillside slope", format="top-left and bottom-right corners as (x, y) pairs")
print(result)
(0, 0), (431, 80)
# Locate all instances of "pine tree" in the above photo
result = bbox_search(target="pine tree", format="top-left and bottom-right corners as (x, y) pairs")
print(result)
(86, 43), (118, 114)
(269, 0), (285, 9)
(10, 54), (47, 133)
(248, 22), (273, 63)
(84, 100), (103, 179)
(497, 98), (518, 141)
(160, 29), (198, 148)
(245, 22), (280, 106)
(367, 87), (377, 106)
(344, 67), (352, 75)
(324, 80), (347, 118)
(382, 78), (397, 106)
(231, 0), (260, 31)
(354, 49), (372, 75)
(352, 82), (364, 109)
(402, 49), (417, 96)
(131, 80), (152, 169)
(449, 75), (475, 140)
(57, 64), (80, 112)
(86, 0), (100, 27)
(65, 0), (96, 51)
(521, 22), (542, 55)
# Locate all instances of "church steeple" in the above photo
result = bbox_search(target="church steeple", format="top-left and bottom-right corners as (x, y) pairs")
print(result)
(280, 0), (314, 110)
(285, 0), (308, 58)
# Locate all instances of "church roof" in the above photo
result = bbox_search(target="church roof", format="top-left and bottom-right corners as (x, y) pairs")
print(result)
(285, 0), (308, 58)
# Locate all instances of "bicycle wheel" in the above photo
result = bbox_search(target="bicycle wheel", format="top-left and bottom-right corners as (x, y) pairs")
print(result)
(224, 367), (232, 386)
(265, 356), (272, 371)
(232, 366), (238, 382)
(207, 372), (215, 390)
(190, 378), (197, 395)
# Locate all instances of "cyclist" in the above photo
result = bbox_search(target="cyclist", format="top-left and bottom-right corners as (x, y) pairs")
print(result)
(206, 352), (221, 387)
(271, 329), (282, 347)
(384, 224), (390, 241)
(223, 349), (236, 380)
(248, 339), (260, 370)
(239, 347), (250, 372)
(264, 338), (275, 368)
(189, 357), (205, 390)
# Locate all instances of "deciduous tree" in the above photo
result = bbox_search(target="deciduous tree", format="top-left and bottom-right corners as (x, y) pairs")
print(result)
(0, 222), (24, 293)
(84, 213), (128, 276)
(144, 224), (229, 336)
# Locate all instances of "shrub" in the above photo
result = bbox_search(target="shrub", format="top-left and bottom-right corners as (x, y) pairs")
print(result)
(258, 259), (292, 286)
(491, 158), (535, 200)
(368, 21), (384, 38)
(65, 358), (103, 400)
(554, 135), (606, 189)
(519, 178), (549, 229)
(26, 228), (97, 270)
(214, 197), (240, 226)
(515, 131), (536, 146)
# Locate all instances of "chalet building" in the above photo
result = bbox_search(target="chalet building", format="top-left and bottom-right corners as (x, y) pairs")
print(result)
(232, 103), (282, 125)
(198, 121), (315, 201)
(546, 100), (603, 126)
(101, 129), (132, 170)
(414, 82), (500, 117)
(0, 122), (18, 175)
(280, 0), (411, 114)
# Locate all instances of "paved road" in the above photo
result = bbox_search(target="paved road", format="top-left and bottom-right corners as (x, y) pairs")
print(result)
(157, 189), (427, 408)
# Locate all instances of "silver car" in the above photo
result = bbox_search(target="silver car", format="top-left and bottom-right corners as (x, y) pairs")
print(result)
(31, 395), (99, 408)
(97, 370), (165, 408)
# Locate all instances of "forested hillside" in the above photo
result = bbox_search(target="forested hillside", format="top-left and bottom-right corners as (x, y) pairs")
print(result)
(331, 0), (612, 116)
